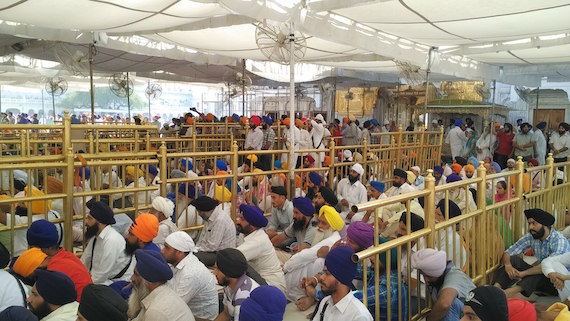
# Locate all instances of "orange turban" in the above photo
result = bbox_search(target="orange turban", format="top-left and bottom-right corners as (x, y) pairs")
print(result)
(323, 156), (331, 166)
(464, 164), (475, 173)
(46, 176), (63, 194)
(186, 117), (193, 125)
(118, 146), (127, 152)
(295, 119), (304, 128)
(483, 163), (491, 170)
(295, 174), (302, 188)
(217, 170), (228, 176)
(283, 118), (290, 126)
(21, 187), (51, 214)
(206, 113), (214, 122)
(13, 248), (47, 278)
(281, 162), (289, 170)
(130, 213), (159, 242)
(342, 117), (349, 124)
(451, 163), (462, 174)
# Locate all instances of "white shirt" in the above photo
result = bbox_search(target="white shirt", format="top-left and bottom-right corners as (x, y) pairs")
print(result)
(133, 284), (195, 321)
(0, 270), (29, 313)
(42, 301), (79, 321)
(154, 219), (179, 249)
(126, 176), (148, 206)
(245, 126), (264, 150)
(284, 126), (301, 150)
(336, 178), (368, 211)
(299, 128), (312, 150)
(532, 129), (547, 165)
(167, 254), (219, 320)
(387, 182), (415, 198)
(551, 131), (570, 159)
(4, 212), (63, 257)
(542, 252), (570, 301)
(237, 229), (286, 293)
(314, 292), (373, 321)
(80, 225), (131, 285)
(310, 120), (325, 148)
(446, 126), (467, 159)
(196, 205), (236, 252)
(177, 204), (202, 239)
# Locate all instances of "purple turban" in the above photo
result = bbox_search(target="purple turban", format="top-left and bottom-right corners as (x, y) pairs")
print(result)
(347, 221), (374, 249)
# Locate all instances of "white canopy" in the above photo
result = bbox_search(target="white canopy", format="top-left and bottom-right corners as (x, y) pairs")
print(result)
(0, 0), (568, 86)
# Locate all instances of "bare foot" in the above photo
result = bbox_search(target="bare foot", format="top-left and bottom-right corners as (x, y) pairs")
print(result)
(296, 296), (315, 311)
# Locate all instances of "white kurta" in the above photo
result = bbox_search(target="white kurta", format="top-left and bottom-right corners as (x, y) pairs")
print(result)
(310, 120), (326, 165)
(336, 178), (368, 223)
(532, 129), (547, 165)
(475, 132), (496, 161)
(542, 252), (570, 302)
(245, 126), (264, 150)
(446, 126), (468, 159)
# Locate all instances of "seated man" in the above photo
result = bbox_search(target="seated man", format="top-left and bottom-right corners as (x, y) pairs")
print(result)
(176, 184), (202, 240)
(77, 284), (128, 321)
(361, 181), (388, 224)
(462, 285), (509, 321)
(336, 164), (368, 223)
(411, 248), (475, 321)
(272, 197), (317, 263)
(236, 204), (286, 293)
(411, 166), (425, 190)
(446, 174), (477, 214)
(493, 209), (569, 299)
(28, 269), (79, 321)
(193, 196), (236, 267)
(266, 186), (294, 248)
(239, 286), (287, 321)
(434, 199), (467, 271)
(149, 196), (178, 248)
(306, 172), (323, 200)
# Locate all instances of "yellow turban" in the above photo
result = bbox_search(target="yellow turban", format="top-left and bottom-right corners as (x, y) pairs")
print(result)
(464, 164), (475, 172)
(281, 162), (289, 170)
(13, 247), (47, 278)
(20, 187), (51, 214)
(406, 171), (417, 184)
(126, 166), (143, 177)
(214, 185), (232, 203)
(319, 205), (345, 231)
(349, 114), (356, 122)
(246, 154), (258, 164)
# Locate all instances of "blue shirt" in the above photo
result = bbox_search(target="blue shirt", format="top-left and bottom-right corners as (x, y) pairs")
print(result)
(506, 229), (569, 262)
(353, 271), (408, 321)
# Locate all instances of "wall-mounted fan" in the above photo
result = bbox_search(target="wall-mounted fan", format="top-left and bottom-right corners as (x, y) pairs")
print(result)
(394, 59), (424, 86)
(54, 44), (89, 77)
(44, 77), (68, 120)
(255, 22), (307, 64)
(109, 73), (133, 119)
(145, 81), (162, 117)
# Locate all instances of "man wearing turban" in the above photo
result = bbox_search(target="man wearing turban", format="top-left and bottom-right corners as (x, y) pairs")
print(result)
(176, 183), (203, 240)
(124, 165), (148, 208)
(308, 114), (327, 168)
(280, 117), (301, 169)
(336, 163), (368, 224)
(445, 118), (468, 159)
(244, 116), (263, 151)
(434, 199), (467, 271)
(149, 196), (179, 249)
(239, 285), (286, 321)
(462, 286), (509, 321)
(411, 248), (475, 321)
(493, 209), (569, 299)
(259, 115), (276, 171)
(28, 269), (79, 320)
(77, 284), (128, 321)
(128, 250), (194, 320)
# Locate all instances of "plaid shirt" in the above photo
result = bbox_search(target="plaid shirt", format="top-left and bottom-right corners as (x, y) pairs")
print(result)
(352, 271), (408, 321)
(262, 127), (276, 150)
(506, 229), (570, 262)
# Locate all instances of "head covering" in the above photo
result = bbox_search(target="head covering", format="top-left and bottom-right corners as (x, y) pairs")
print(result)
(13, 248), (47, 278)
(135, 249), (173, 282)
(464, 286), (509, 321)
(18, 188), (51, 215)
(191, 196), (219, 212)
(262, 115), (273, 126)
(315, 114), (325, 122)
(78, 168), (91, 180)
(206, 113), (214, 122)
(216, 248), (248, 278)
(378, 237), (399, 270)
(434, 166), (443, 175)
(343, 149), (352, 160)
(450, 163), (462, 174)
(349, 114), (356, 122)
(318, 205), (344, 231)
(304, 155), (315, 164)
(406, 171), (417, 184)
(536, 121), (546, 129)
(524, 208), (555, 226)
(347, 222), (374, 249)
(507, 298), (536, 321)
(273, 160), (282, 169)
(214, 185), (232, 203)
(177, 183), (196, 199)
(527, 158), (538, 166)
(88, 201), (116, 225)
(454, 119), (463, 126)
(342, 117), (348, 124)
(239, 286), (286, 321)
(239, 204), (268, 228)
(170, 169), (186, 178)
(125, 165), (143, 177)
(78, 284), (128, 321)
(319, 186), (338, 206)
(308, 172), (322, 186)
(271, 185), (287, 196)
(293, 197), (315, 217)
(353, 152), (363, 163)
(0, 306), (38, 321)
(324, 246), (356, 286)
(249, 116), (261, 127)
(464, 164), (475, 173)
(151, 197), (175, 218)
(455, 156), (467, 166)
(147, 165), (158, 176)
(13, 170), (33, 185)
(507, 158), (516, 166)
(468, 156), (479, 168)
(400, 212), (425, 232)
(130, 214), (159, 243)
(323, 156), (331, 166)
(370, 181), (385, 193)
(180, 158), (193, 170)
(383, 119), (390, 125)
(409, 166), (420, 173)
(446, 174), (462, 183)
(35, 269), (77, 305)
(351, 163), (364, 177)
(393, 168), (407, 179)
(370, 119), (379, 126)
(295, 118), (304, 128)
(27, 219), (59, 248)
(411, 248), (447, 277)
(164, 231), (196, 253)
(491, 162), (501, 173)
(246, 154), (258, 164)
(45, 176), (63, 194)
(216, 159), (228, 171)
(437, 199), (462, 219)
(282, 118), (290, 126)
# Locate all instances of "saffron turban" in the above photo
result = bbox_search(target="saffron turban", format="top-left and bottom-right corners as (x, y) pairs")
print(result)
(13, 247), (47, 278)
(450, 163), (462, 174)
(130, 214), (159, 243)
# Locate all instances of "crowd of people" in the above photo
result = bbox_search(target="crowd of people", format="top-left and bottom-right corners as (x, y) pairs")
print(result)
(1, 112), (570, 321)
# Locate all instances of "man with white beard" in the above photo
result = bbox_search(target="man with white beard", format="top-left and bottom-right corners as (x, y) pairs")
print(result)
(128, 249), (194, 321)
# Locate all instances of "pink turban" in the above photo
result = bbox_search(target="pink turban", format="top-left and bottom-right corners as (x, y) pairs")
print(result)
(411, 248), (447, 277)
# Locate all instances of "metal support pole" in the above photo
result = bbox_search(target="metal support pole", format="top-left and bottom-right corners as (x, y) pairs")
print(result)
(289, 23), (296, 189)
(89, 44), (95, 124)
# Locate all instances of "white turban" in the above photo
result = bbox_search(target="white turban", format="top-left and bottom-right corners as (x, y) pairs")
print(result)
(164, 231), (196, 253)
(14, 170), (33, 185)
(351, 163), (364, 177)
(152, 196), (175, 218)
(343, 150), (352, 160)
(411, 248), (447, 277)
(315, 114), (325, 122)
(411, 166), (421, 174)
(383, 119), (390, 125)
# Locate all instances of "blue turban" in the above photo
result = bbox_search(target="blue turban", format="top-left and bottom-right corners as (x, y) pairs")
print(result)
(434, 166), (444, 175)
(216, 159), (228, 171)
(370, 181), (385, 193)
(536, 121), (546, 130)
(0, 306), (38, 321)
(262, 115), (273, 126)
(309, 171), (322, 186)
(239, 286), (286, 321)
(135, 249), (173, 282)
(446, 174), (462, 183)
(325, 246), (357, 286)
(454, 119), (463, 127)
(370, 119), (379, 126)
(468, 157), (479, 169)
(232, 113), (240, 122)
(490, 162), (501, 173)
(292, 197), (315, 217)
(148, 165), (158, 176)
(347, 221), (374, 249)
(239, 204), (268, 228)
(178, 183), (196, 199)
(27, 219), (59, 248)
(87, 201), (116, 225)
(273, 160), (282, 169)
(180, 158), (193, 170)
(35, 269), (77, 305)
(78, 168), (91, 180)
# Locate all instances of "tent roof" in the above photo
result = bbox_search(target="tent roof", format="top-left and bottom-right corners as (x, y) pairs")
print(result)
(0, 0), (569, 86)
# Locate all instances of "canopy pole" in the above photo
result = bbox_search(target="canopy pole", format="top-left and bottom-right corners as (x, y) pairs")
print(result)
(489, 79), (496, 158)
(289, 22), (296, 191)
(242, 59), (246, 116)
(89, 43), (95, 124)
(423, 47), (436, 129)
(148, 80), (151, 118)
(126, 72), (131, 122)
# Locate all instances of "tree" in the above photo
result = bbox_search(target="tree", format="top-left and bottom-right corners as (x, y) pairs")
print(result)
(60, 87), (145, 113)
